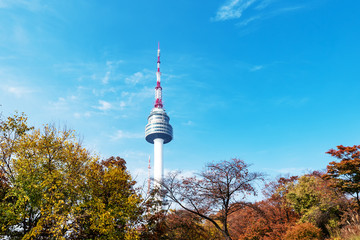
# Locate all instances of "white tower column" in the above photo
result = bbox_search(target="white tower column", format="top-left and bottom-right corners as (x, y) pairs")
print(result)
(153, 138), (164, 189)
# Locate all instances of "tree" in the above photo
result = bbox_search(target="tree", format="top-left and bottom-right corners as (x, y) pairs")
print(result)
(164, 209), (222, 240)
(70, 156), (143, 239)
(286, 172), (347, 237)
(229, 176), (299, 240)
(162, 158), (264, 240)
(0, 113), (142, 239)
(138, 188), (169, 240)
(323, 145), (360, 210)
(0, 113), (34, 238)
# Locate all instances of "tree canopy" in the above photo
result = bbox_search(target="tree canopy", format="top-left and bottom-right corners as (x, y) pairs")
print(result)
(323, 145), (360, 209)
(162, 158), (264, 240)
(0, 113), (142, 239)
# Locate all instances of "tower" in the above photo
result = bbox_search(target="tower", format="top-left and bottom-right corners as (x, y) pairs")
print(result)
(145, 43), (173, 192)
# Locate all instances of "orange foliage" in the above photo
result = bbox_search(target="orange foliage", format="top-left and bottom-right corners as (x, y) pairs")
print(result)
(284, 222), (322, 240)
(324, 145), (360, 210)
(229, 176), (300, 240)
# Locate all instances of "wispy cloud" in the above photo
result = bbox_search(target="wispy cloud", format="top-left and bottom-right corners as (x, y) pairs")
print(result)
(101, 60), (124, 84)
(182, 120), (195, 126)
(73, 111), (91, 119)
(111, 130), (143, 141)
(125, 72), (144, 85)
(238, 15), (261, 26)
(255, 0), (277, 10)
(214, 0), (306, 27)
(120, 86), (153, 108)
(250, 65), (264, 72)
(102, 71), (110, 84)
(0, 0), (46, 11)
(265, 167), (308, 175)
(273, 6), (304, 14)
(213, 0), (256, 21)
(272, 96), (309, 107)
(238, 4), (305, 27)
(95, 100), (112, 111)
(48, 95), (78, 112)
(55, 59), (124, 85)
(3, 86), (33, 98)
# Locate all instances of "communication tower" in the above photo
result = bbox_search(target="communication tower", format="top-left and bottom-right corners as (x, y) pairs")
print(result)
(145, 43), (173, 192)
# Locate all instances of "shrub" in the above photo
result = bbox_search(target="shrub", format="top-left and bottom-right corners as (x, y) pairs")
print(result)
(284, 222), (322, 240)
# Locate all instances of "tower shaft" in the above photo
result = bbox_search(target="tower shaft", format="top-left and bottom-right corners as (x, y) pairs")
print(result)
(153, 138), (164, 189)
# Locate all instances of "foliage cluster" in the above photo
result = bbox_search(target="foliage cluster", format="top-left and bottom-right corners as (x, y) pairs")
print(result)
(284, 222), (322, 240)
(2, 112), (360, 240)
(0, 113), (142, 239)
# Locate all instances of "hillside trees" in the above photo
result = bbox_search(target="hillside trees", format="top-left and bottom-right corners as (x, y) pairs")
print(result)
(162, 158), (264, 240)
(69, 156), (143, 239)
(0, 113), (142, 239)
(323, 145), (360, 210)
(286, 172), (348, 237)
(228, 176), (299, 240)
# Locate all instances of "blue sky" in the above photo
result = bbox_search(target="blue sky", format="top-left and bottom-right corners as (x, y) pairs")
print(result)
(0, 0), (359, 183)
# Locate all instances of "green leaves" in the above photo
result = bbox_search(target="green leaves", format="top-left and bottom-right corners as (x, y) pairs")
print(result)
(0, 113), (142, 239)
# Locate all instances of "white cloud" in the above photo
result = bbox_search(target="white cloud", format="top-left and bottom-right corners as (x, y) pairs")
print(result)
(214, 0), (305, 27)
(0, 0), (45, 11)
(213, 0), (256, 21)
(119, 101), (126, 110)
(238, 15), (261, 26)
(74, 111), (91, 119)
(255, 0), (276, 10)
(102, 71), (110, 84)
(238, 4), (305, 28)
(100, 60), (123, 84)
(111, 130), (143, 141)
(125, 72), (144, 85)
(48, 96), (72, 112)
(265, 167), (308, 175)
(96, 100), (112, 111)
(250, 65), (263, 71)
(272, 97), (309, 107)
(106, 60), (123, 66)
(183, 120), (194, 126)
(121, 86), (153, 108)
(273, 6), (304, 14)
(5, 86), (33, 97)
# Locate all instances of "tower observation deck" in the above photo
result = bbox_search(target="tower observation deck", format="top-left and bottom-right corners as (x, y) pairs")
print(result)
(145, 43), (173, 190)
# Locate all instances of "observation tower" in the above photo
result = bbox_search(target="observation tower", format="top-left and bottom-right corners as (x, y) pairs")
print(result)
(145, 43), (173, 191)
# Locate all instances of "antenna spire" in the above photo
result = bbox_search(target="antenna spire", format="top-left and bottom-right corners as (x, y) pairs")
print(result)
(154, 42), (163, 108)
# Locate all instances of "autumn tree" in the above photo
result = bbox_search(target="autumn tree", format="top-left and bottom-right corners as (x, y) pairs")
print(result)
(0, 113), (33, 238)
(163, 209), (222, 240)
(0, 113), (142, 239)
(139, 188), (169, 240)
(286, 172), (347, 237)
(323, 145), (360, 210)
(162, 158), (264, 240)
(69, 156), (143, 239)
(228, 176), (299, 240)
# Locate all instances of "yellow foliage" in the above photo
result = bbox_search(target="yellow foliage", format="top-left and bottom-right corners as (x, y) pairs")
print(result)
(0, 113), (142, 239)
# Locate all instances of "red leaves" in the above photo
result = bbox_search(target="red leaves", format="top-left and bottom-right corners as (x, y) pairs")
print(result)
(324, 145), (360, 209)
